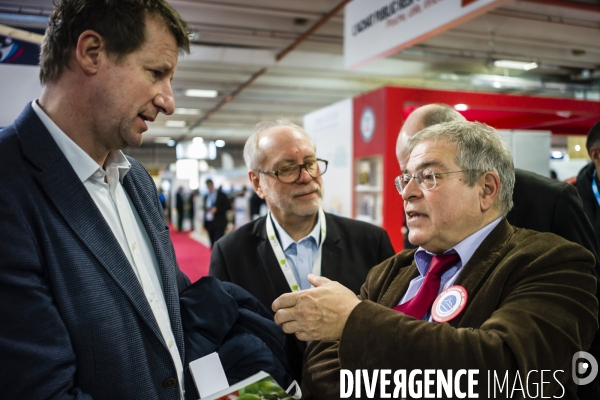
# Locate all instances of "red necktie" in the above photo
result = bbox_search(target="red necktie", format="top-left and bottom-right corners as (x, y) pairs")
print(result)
(394, 253), (460, 320)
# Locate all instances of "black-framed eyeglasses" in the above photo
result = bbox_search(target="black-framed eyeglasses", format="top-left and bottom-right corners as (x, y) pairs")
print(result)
(258, 159), (328, 183)
(395, 168), (474, 194)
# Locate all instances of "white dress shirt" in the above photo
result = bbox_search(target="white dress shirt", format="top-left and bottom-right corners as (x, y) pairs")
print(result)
(32, 100), (184, 397)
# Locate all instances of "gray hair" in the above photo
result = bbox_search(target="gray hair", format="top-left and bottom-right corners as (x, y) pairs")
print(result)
(243, 119), (315, 170)
(421, 103), (466, 127)
(406, 121), (515, 216)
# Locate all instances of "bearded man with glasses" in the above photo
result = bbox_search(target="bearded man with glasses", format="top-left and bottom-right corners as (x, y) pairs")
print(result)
(209, 119), (394, 383)
(272, 120), (598, 399)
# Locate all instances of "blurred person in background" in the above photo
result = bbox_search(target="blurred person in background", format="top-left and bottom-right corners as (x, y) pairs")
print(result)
(176, 186), (186, 232)
(233, 186), (250, 229)
(577, 121), (600, 252)
(249, 187), (267, 220)
(158, 188), (168, 221)
(188, 189), (199, 232)
(203, 178), (230, 248)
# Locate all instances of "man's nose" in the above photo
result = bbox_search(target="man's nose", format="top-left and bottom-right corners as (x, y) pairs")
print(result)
(295, 166), (313, 184)
(154, 81), (175, 115)
(401, 176), (421, 199)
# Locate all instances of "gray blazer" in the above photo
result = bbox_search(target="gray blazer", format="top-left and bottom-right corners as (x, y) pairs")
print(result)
(0, 104), (190, 399)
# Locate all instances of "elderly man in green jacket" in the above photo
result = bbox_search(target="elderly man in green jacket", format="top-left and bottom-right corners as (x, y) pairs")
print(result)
(273, 120), (598, 399)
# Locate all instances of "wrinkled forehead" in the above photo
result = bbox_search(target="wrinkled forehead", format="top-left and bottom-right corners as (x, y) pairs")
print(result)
(258, 126), (316, 165)
(404, 139), (457, 174)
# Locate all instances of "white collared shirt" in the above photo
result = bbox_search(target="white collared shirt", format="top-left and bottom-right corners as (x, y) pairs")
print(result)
(32, 100), (184, 397)
(270, 214), (321, 290)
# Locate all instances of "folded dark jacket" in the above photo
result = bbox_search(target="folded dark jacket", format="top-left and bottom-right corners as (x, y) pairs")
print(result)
(180, 276), (295, 399)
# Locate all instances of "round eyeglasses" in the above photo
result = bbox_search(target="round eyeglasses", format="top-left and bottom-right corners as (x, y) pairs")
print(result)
(395, 168), (473, 194)
(258, 159), (328, 183)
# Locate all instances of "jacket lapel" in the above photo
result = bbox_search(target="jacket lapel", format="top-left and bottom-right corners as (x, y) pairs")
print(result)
(16, 105), (165, 345)
(254, 217), (293, 298)
(320, 212), (343, 282)
(379, 256), (420, 308)
(449, 218), (513, 327)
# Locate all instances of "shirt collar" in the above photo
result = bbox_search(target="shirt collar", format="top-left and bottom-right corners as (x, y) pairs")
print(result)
(270, 213), (321, 251)
(414, 217), (503, 276)
(31, 100), (130, 183)
(104, 149), (131, 184)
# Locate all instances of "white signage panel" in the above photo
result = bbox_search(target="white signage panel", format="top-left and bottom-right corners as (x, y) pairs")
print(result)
(0, 64), (41, 127)
(303, 99), (353, 218)
(497, 130), (551, 178)
(344, 0), (511, 70)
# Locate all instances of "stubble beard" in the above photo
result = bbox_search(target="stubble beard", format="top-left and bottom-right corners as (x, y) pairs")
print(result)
(267, 184), (324, 217)
(120, 121), (144, 148)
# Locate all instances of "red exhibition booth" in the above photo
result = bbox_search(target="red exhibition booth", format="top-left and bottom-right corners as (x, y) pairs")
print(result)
(353, 87), (600, 252)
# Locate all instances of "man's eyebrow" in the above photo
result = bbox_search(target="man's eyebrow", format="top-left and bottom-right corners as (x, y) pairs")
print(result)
(273, 154), (316, 168)
(153, 62), (175, 76)
(272, 158), (298, 168)
(404, 160), (444, 174)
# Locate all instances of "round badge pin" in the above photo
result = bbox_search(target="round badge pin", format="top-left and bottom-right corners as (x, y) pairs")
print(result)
(432, 285), (468, 323)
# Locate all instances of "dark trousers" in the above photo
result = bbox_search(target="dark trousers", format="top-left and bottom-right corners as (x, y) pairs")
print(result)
(177, 208), (185, 232)
(205, 218), (227, 248)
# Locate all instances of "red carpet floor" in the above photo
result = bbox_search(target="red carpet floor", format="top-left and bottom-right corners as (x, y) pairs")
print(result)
(168, 226), (211, 283)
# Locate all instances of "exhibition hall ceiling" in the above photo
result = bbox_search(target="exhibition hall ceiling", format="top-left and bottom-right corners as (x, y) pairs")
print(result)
(1, 0), (599, 145)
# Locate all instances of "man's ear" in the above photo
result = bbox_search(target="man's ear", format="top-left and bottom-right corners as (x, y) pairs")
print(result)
(479, 171), (500, 212)
(75, 30), (104, 76)
(248, 170), (265, 199)
(590, 148), (600, 169)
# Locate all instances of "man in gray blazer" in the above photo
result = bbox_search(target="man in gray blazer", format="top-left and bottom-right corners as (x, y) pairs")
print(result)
(0, 1), (192, 399)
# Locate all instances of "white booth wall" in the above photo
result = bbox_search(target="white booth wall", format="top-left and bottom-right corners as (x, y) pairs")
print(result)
(303, 98), (353, 219)
(497, 130), (551, 178)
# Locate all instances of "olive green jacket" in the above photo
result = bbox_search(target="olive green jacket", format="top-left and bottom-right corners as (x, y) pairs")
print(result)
(304, 219), (598, 399)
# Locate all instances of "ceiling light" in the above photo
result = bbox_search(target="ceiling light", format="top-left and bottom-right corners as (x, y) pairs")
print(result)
(165, 120), (186, 128)
(215, 140), (226, 148)
(154, 136), (172, 144)
(494, 60), (538, 71)
(167, 140), (176, 147)
(454, 104), (468, 111)
(174, 108), (201, 115)
(575, 145), (581, 152)
(193, 137), (204, 144)
(185, 89), (218, 98)
(471, 74), (542, 89)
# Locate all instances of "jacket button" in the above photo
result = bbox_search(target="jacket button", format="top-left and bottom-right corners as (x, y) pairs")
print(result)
(163, 377), (177, 389)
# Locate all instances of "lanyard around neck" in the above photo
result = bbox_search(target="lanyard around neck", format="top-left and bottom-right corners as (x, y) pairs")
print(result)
(266, 209), (326, 292)
(592, 170), (600, 208)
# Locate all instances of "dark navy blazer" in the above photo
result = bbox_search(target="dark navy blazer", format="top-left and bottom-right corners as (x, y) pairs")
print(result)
(0, 104), (190, 399)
